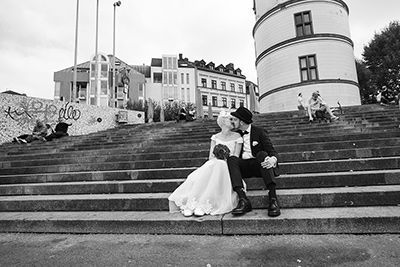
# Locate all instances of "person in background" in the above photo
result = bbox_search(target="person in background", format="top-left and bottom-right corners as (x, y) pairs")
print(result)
(380, 86), (397, 106)
(297, 92), (308, 116)
(307, 92), (339, 122)
(45, 118), (72, 141)
(13, 119), (48, 144)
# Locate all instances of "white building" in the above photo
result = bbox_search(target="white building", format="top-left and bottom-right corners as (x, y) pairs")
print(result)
(253, 0), (361, 112)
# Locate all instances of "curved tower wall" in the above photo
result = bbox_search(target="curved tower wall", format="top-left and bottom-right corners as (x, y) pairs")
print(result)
(253, 0), (361, 112)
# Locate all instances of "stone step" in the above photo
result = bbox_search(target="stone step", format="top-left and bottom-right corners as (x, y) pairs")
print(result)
(2, 130), (400, 165)
(0, 206), (399, 234)
(5, 129), (399, 162)
(1, 170), (399, 195)
(1, 154), (399, 176)
(0, 168), (195, 184)
(59, 120), (398, 146)
(0, 185), (398, 212)
(4, 118), (398, 156)
(2, 144), (400, 173)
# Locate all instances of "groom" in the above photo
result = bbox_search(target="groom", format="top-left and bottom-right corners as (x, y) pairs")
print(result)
(227, 106), (281, 217)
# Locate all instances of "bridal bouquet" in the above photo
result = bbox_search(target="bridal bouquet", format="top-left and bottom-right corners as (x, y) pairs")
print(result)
(213, 144), (231, 160)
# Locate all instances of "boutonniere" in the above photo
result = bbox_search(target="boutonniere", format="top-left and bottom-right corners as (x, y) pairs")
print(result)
(252, 141), (258, 146)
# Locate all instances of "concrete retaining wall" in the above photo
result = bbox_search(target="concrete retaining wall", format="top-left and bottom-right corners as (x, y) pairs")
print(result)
(0, 94), (144, 144)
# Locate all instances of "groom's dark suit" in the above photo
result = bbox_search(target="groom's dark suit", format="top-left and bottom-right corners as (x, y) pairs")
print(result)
(228, 125), (279, 190)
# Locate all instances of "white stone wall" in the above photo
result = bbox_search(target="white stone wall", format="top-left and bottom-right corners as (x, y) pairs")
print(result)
(253, 0), (360, 112)
(260, 83), (360, 113)
(254, 2), (351, 55)
(257, 40), (358, 89)
(0, 94), (144, 144)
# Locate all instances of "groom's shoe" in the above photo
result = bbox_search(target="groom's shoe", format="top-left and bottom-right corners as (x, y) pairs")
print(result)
(268, 198), (281, 217)
(232, 198), (252, 215)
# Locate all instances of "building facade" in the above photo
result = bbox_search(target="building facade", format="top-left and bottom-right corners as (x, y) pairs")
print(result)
(132, 54), (256, 118)
(55, 53), (258, 118)
(54, 53), (145, 108)
(253, 0), (361, 112)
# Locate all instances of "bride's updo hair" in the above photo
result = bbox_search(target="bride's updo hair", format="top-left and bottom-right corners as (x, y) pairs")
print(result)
(217, 109), (231, 129)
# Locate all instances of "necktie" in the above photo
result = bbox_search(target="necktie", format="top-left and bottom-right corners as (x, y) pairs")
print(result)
(240, 130), (249, 137)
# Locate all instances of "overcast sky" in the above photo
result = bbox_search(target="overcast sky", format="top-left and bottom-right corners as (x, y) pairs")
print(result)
(0, 0), (399, 100)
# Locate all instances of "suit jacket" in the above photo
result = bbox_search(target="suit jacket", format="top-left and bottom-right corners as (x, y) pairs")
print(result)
(244, 125), (280, 176)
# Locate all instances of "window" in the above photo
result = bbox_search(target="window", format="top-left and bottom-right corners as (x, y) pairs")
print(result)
(202, 95), (208, 106)
(221, 81), (226, 90)
(117, 87), (124, 99)
(212, 96), (218, 107)
(79, 88), (87, 99)
(101, 81), (107, 95)
(211, 80), (217, 89)
(299, 55), (318, 82)
(100, 64), (108, 78)
(222, 97), (227, 107)
(230, 83), (235, 92)
(181, 88), (185, 100)
(186, 73), (190, 84)
(294, 11), (313, 37)
(54, 82), (61, 98)
(187, 88), (190, 102)
(231, 99), (236, 108)
(239, 100), (244, 107)
(90, 82), (96, 95)
(90, 63), (96, 78)
(153, 72), (162, 83)
(202, 78), (207, 87)
(181, 73), (184, 84)
(138, 84), (144, 97)
(238, 84), (244, 93)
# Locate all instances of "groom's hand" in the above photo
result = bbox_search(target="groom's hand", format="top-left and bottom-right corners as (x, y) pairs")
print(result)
(261, 156), (277, 169)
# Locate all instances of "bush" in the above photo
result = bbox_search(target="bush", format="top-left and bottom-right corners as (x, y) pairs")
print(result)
(126, 100), (196, 122)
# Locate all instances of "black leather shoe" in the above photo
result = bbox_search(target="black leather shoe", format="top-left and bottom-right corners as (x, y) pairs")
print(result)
(232, 198), (252, 215)
(268, 198), (281, 217)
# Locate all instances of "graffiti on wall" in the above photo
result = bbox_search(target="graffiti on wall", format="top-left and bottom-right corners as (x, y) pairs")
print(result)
(3, 99), (81, 126)
(59, 102), (81, 121)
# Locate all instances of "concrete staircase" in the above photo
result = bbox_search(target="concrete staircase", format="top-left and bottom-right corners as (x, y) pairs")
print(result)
(0, 104), (399, 235)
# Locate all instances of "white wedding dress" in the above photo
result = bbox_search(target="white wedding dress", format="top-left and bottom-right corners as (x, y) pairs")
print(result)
(168, 134), (243, 215)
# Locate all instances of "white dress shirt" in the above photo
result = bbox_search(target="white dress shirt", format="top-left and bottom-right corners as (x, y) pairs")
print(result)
(242, 125), (254, 160)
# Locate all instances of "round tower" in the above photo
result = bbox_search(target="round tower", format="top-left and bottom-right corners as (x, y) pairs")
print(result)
(253, 0), (361, 112)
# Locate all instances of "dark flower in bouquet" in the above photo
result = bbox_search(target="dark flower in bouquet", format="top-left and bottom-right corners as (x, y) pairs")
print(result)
(213, 144), (231, 160)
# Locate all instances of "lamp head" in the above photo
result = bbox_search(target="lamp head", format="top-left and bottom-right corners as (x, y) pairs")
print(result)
(114, 1), (121, 7)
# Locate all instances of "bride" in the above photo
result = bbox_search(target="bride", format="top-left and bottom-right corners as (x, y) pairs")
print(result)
(168, 109), (243, 216)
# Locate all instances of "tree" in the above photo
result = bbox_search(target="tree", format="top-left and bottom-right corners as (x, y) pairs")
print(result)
(362, 21), (400, 94)
(126, 99), (196, 122)
(355, 59), (376, 104)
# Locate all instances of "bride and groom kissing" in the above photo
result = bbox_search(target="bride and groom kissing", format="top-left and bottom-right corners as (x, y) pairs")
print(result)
(168, 106), (281, 217)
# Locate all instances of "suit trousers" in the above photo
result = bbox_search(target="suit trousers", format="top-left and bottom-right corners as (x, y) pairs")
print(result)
(227, 151), (276, 190)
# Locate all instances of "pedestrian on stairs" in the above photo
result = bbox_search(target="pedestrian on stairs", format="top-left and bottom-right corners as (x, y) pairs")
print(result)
(227, 106), (281, 217)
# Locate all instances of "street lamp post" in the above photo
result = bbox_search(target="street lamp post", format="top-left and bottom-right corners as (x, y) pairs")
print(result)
(72, 0), (79, 103)
(94, 0), (100, 106)
(113, 1), (121, 108)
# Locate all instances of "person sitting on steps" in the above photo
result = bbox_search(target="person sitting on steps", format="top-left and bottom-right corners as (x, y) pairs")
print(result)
(45, 118), (72, 141)
(13, 119), (48, 144)
(307, 91), (339, 122)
